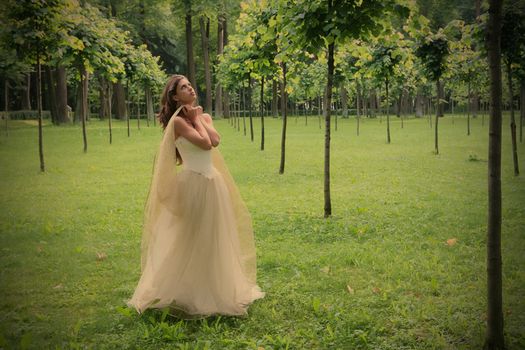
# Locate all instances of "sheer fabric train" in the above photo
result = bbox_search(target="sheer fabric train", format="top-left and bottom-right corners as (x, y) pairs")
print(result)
(127, 106), (264, 317)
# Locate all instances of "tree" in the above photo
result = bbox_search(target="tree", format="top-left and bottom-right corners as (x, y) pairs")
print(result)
(416, 32), (450, 154)
(367, 42), (404, 143)
(284, 0), (410, 217)
(484, 0), (505, 348)
(7, 0), (68, 171)
(501, 1), (524, 176)
(62, 2), (127, 151)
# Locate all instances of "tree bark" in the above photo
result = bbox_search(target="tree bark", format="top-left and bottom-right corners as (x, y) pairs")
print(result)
(222, 16), (230, 118)
(506, 63), (519, 175)
(468, 78), (471, 136)
(241, 85), (246, 134)
(435, 79), (440, 154)
(55, 65), (69, 123)
(356, 81), (361, 136)
(484, 0), (505, 348)
(185, 6), (196, 89)
(108, 84), (113, 144)
(4, 79), (9, 136)
(145, 84), (154, 126)
(113, 81), (127, 120)
(520, 79), (525, 142)
(98, 76), (109, 119)
(386, 80), (391, 143)
(272, 79), (278, 117)
(248, 77), (254, 142)
(45, 65), (58, 124)
(22, 73), (31, 110)
(215, 15), (225, 118)
(36, 48), (44, 172)
(279, 63), (288, 174)
(200, 16), (212, 114)
(341, 86), (348, 118)
(260, 77), (265, 151)
(79, 65), (89, 153)
(324, 39), (334, 218)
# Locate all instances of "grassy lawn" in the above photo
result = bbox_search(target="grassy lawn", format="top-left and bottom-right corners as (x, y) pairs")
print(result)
(0, 114), (524, 349)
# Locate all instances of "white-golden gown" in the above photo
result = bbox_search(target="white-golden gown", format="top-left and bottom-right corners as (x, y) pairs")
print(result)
(127, 107), (264, 317)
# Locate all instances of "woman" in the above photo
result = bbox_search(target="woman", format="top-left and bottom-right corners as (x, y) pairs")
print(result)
(127, 75), (264, 317)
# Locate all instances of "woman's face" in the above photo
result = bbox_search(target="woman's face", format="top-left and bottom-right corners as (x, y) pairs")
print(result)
(173, 78), (196, 105)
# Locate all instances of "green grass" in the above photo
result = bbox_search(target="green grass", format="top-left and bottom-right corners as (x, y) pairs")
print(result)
(0, 114), (524, 349)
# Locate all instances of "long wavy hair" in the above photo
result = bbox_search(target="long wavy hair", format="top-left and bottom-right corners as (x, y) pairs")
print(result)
(158, 74), (187, 129)
(157, 74), (188, 164)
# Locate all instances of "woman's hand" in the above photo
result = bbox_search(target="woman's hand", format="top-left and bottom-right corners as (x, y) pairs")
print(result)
(182, 105), (203, 122)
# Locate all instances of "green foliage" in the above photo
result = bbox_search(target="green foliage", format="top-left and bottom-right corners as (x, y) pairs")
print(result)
(283, 0), (410, 53)
(415, 32), (450, 81)
(501, 0), (525, 70)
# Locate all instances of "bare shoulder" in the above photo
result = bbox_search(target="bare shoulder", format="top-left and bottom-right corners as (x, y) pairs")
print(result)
(200, 113), (214, 124)
(172, 116), (191, 137)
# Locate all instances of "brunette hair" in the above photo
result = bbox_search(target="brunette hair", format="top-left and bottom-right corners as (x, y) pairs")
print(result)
(158, 74), (187, 164)
(158, 74), (187, 129)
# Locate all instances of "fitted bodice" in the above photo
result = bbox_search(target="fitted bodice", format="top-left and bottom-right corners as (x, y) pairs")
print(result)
(175, 136), (215, 177)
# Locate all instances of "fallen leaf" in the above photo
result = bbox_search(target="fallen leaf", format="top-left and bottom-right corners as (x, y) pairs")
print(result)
(446, 238), (457, 246)
(53, 284), (63, 290)
(96, 252), (107, 261)
(346, 285), (355, 294)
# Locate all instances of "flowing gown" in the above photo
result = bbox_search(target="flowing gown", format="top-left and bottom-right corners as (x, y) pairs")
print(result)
(127, 112), (264, 317)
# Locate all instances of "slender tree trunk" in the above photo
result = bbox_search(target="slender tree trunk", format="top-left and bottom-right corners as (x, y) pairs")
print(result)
(79, 65), (88, 153)
(98, 76), (109, 119)
(108, 84), (113, 144)
(260, 77), (265, 151)
(37, 49), (45, 172)
(341, 86), (348, 118)
(318, 94), (322, 129)
(22, 73), (31, 110)
(136, 93), (141, 130)
(242, 85), (246, 134)
(222, 16), (230, 118)
(45, 66), (58, 124)
(200, 16), (212, 114)
(272, 79), (278, 117)
(324, 39), (334, 218)
(4, 79), (9, 136)
(113, 81), (127, 120)
(215, 15), (225, 118)
(145, 85), (153, 127)
(484, 0), (505, 348)
(472, 91), (479, 117)
(416, 90), (423, 117)
(435, 79), (440, 154)
(55, 65), (69, 123)
(520, 79), (525, 142)
(248, 77), (254, 141)
(506, 64), (520, 175)
(356, 81), (361, 136)
(185, 9), (196, 89)
(279, 63), (288, 174)
(468, 79), (471, 135)
(386, 80), (391, 144)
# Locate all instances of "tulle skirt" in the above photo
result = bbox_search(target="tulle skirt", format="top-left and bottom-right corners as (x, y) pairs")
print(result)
(127, 168), (264, 317)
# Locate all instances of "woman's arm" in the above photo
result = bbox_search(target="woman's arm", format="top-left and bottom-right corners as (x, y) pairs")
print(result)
(199, 113), (220, 147)
(173, 106), (212, 150)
